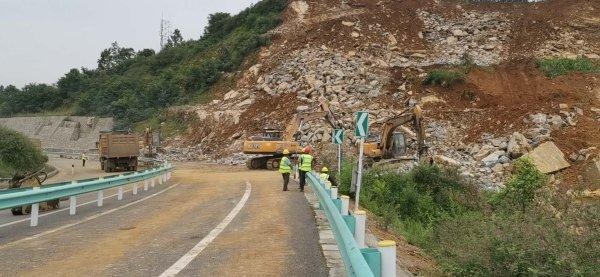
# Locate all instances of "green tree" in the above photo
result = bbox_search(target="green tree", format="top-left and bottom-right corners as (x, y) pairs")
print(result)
(97, 42), (135, 70)
(166, 29), (184, 47)
(57, 68), (86, 102)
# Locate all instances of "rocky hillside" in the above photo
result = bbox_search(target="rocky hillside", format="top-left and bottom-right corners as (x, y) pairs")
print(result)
(165, 0), (600, 191)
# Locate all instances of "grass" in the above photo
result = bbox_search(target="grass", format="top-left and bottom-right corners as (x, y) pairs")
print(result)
(538, 57), (600, 78)
(423, 69), (465, 88)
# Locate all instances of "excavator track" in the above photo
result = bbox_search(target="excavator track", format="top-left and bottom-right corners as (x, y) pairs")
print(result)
(246, 156), (282, 170)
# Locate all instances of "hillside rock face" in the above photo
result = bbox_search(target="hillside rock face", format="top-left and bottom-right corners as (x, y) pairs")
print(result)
(167, 0), (600, 190)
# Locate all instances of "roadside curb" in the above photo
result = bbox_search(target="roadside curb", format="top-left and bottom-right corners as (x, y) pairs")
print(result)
(303, 184), (345, 277)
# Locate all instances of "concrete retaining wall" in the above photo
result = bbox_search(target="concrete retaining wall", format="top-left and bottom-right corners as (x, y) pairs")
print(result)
(0, 116), (114, 152)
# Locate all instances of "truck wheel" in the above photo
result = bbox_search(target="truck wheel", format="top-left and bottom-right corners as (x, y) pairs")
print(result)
(11, 207), (23, 216)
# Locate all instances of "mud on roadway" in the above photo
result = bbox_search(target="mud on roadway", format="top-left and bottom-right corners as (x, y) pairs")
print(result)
(0, 162), (327, 276)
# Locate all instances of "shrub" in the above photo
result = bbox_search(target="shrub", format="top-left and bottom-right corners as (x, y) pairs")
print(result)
(351, 164), (482, 244)
(0, 128), (47, 177)
(538, 57), (600, 78)
(343, 160), (599, 276)
(423, 69), (465, 88)
(490, 158), (547, 213)
(432, 202), (600, 276)
(337, 158), (355, 195)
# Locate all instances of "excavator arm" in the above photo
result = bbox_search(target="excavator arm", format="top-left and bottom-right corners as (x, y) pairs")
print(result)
(283, 97), (342, 141)
(373, 105), (427, 159)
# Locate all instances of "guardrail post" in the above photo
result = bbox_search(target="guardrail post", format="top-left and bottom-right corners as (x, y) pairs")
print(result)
(354, 210), (366, 248)
(68, 181), (77, 215)
(69, 195), (77, 215)
(30, 187), (40, 227)
(117, 175), (124, 200)
(133, 182), (138, 195)
(151, 178), (155, 188)
(158, 174), (163, 185)
(341, 195), (350, 216)
(144, 179), (149, 191)
(118, 186), (123, 200)
(97, 190), (104, 207)
(378, 240), (397, 277)
(330, 186), (338, 199)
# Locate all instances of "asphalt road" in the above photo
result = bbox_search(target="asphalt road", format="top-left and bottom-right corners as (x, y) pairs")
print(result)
(0, 162), (327, 276)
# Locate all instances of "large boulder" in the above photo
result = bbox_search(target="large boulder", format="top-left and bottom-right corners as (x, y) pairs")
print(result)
(524, 142), (570, 174)
(507, 132), (531, 159)
(434, 155), (461, 167)
(482, 150), (506, 167)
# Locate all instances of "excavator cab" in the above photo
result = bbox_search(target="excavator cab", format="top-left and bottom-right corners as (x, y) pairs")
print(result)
(250, 128), (284, 141)
(391, 132), (407, 158)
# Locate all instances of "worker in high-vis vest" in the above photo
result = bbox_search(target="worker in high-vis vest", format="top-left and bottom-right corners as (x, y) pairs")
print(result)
(279, 149), (292, 191)
(298, 146), (314, 192)
(319, 167), (336, 188)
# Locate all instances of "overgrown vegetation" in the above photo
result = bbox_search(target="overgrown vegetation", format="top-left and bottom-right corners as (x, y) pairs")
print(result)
(0, 0), (287, 128)
(423, 69), (465, 88)
(0, 128), (47, 177)
(538, 57), (600, 78)
(340, 159), (599, 276)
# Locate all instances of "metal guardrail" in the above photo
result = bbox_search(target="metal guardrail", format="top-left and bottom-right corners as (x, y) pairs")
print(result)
(0, 164), (173, 211)
(307, 172), (375, 277)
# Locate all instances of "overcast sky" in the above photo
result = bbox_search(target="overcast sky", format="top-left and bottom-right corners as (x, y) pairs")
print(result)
(0, 0), (259, 87)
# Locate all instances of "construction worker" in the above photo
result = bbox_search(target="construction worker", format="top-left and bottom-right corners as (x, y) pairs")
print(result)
(319, 166), (336, 187)
(81, 153), (88, 167)
(279, 149), (292, 191)
(298, 146), (314, 192)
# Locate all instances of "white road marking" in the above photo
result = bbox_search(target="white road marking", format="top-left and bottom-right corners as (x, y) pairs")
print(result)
(159, 181), (252, 277)
(0, 185), (144, 229)
(0, 184), (179, 250)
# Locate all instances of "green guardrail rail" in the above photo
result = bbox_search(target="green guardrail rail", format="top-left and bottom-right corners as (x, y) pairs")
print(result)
(0, 164), (173, 210)
(307, 172), (375, 277)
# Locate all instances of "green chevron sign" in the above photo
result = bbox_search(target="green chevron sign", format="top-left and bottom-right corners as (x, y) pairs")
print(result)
(332, 129), (344, 144)
(355, 111), (369, 137)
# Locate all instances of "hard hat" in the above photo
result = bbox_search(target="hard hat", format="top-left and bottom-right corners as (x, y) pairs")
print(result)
(303, 145), (313, 153)
(321, 167), (329, 172)
(282, 149), (290, 155)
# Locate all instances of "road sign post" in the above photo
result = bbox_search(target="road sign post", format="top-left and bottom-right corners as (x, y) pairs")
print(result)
(332, 129), (345, 176)
(354, 112), (369, 211)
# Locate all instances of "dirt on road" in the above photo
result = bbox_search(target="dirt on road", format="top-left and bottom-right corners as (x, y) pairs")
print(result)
(0, 163), (327, 276)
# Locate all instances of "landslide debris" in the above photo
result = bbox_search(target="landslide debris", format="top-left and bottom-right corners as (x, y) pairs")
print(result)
(163, 0), (599, 192)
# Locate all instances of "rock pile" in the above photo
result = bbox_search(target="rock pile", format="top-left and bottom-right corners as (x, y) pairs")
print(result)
(418, 10), (511, 66)
(258, 47), (387, 102)
(536, 25), (599, 60)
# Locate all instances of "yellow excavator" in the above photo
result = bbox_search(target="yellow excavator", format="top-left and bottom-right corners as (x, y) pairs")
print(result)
(243, 98), (340, 170)
(362, 105), (428, 165)
(9, 169), (60, 215)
